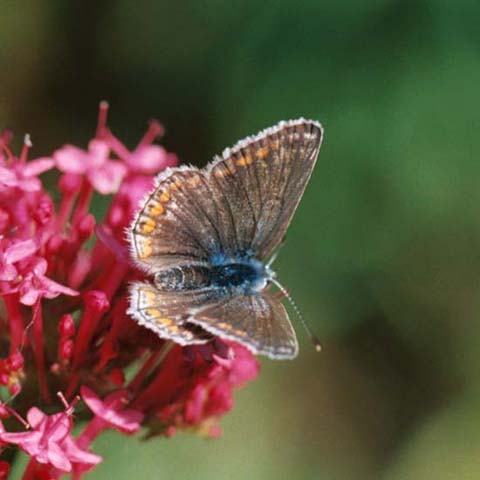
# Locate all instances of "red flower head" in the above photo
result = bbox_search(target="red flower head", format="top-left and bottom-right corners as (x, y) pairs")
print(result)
(0, 103), (259, 479)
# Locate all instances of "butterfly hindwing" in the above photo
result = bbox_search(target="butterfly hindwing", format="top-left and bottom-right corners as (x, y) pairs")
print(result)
(188, 293), (299, 359)
(128, 282), (216, 345)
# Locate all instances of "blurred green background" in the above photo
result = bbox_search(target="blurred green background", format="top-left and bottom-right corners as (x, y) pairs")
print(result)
(3, 1), (480, 478)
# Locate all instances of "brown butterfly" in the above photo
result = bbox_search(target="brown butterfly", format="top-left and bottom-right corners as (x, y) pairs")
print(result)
(128, 119), (323, 359)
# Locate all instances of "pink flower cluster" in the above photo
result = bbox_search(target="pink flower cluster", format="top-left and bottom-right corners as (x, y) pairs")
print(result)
(0, 103), (259, 479)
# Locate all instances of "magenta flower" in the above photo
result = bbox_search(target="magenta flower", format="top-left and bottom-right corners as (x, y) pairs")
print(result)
(54, 140), (127, 195)
(131, 340), (259, 438)
(0, 103), (259, 478)
(14, 256), (78, 306)
(1, 405), (101, 474)
(0, 135), (54, 193)
(76, 386), (144, 450)
(0, 238), (38, 281)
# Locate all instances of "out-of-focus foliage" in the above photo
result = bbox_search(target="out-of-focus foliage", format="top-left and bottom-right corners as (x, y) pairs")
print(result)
(3, 1), (480, 478)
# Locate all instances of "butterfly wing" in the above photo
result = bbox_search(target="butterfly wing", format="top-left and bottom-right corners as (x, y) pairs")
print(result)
(129, 166), (225, 272)
(129, 282), (298, 358)
(128, 282), (218, 345)
(207, 118), (323, 259)
(188, 293), (299, 359)
(130, 118), (323, 271)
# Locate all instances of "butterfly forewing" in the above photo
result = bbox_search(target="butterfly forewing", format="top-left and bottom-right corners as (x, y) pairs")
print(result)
(208, 119), (322, 259)
(130, 119), (323, 270)
(130, 168), (223, 271)
(252, 121), (322, 258)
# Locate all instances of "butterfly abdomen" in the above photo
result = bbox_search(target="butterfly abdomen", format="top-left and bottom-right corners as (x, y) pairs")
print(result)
(154, 259), (269, 294)
(154, 265), (212, 291)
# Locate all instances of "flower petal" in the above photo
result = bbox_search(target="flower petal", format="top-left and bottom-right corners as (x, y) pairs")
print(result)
(0, 167), (17, 187)
(88, 161), (126, 194)
(87, 139), (110, 167)
(54, 145), (89, 174)
(26, 407), (47, 429)
(0, 430), (42, 450)
(37, 275), (79, 299)
(4, 239), (38, 263)
(47, 440), (72, 472)
(128, 145), (175, 174)
(0, 262), (17, 281)
(17, 177), (42, 192)
(81, 386), (144, 433)
(62, 436), (103, 470)
(22, 157), (55, 177)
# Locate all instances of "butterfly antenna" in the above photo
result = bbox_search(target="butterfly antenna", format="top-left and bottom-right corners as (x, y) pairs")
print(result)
(271, 278), (321, 352)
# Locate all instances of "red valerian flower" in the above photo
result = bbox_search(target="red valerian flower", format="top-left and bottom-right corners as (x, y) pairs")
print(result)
(106, 118), (177, 174)
(53, 139), (127, 195)
(1, 402), (101, 475)
(131, 340), (259, 438)
(0, 239), (38, 281)
(0, 134), (54, 193)
(76, 386), (144, 449)
(0, 103), (259, 478)
(14, 256), (79, 306)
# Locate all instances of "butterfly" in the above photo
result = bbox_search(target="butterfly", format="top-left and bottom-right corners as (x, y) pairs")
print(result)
(127, 118), (323, 359)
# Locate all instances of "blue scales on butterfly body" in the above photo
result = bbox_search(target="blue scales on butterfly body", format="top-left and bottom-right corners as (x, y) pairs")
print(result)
(154, 255), (271, 295)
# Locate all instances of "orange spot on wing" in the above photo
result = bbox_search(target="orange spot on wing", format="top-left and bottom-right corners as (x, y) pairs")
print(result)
(142, 289), (157, 303)
(234, 329), (247, 337)
(159, 191), (170, 202)
(140, 217), (156, 234)
(149, 203), (165, 216)
(158, 317), (173, 326)
(146, 308), (161, 317)
(255, 146), (269, 159)
(236, 155), (253, 167)
(214, 168), (230, 178)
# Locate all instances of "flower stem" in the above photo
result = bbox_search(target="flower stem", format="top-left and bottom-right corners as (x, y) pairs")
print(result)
(76, 416), (106, 450)
(3, 294), (24, 354)
(128, 349), (163, 394)
(32, 301), (51, 403)
(96, 101), (109, 139)
(72, 179), (93, 225)
(139, 120), (164, 147)
(132, 344), (180, 412)
(21, 458), (37, 480)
